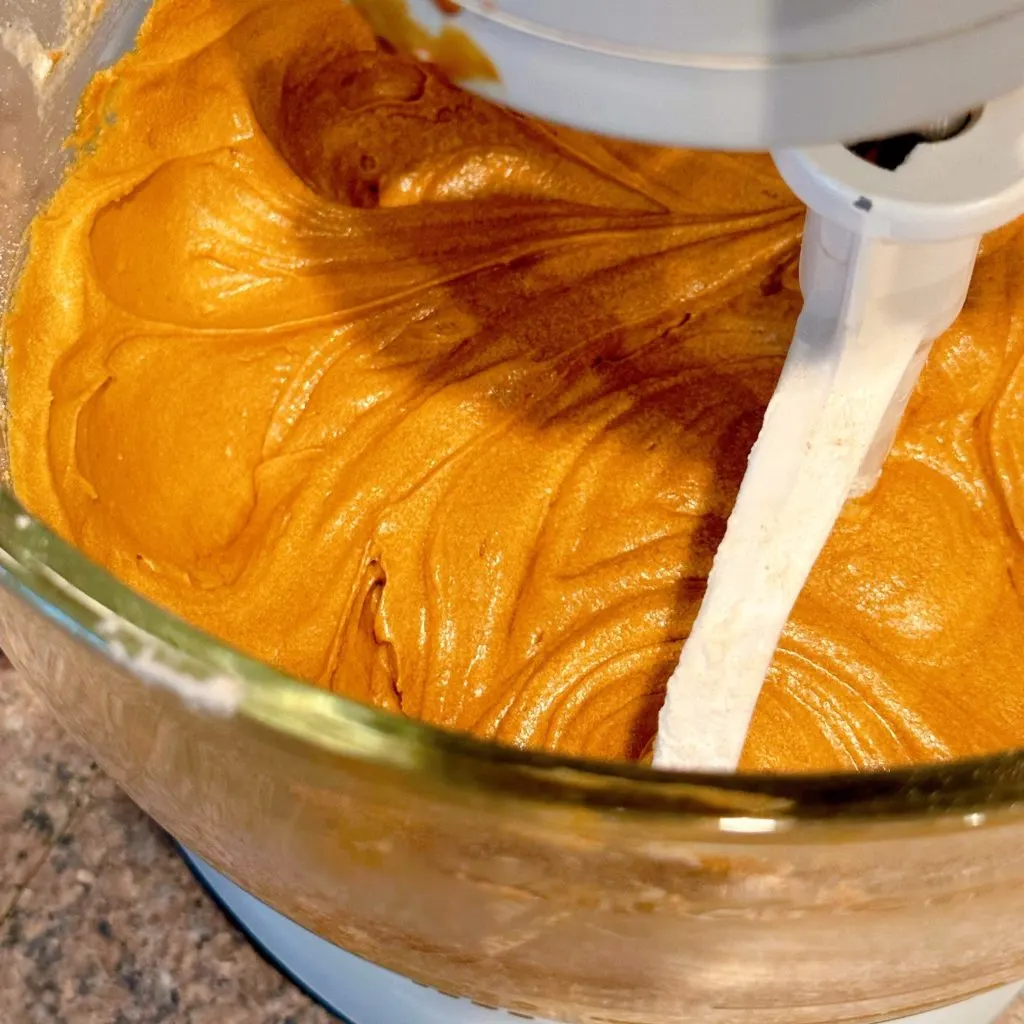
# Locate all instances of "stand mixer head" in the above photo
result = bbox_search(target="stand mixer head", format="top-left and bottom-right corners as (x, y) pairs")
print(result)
(375, 0), (1024, 149)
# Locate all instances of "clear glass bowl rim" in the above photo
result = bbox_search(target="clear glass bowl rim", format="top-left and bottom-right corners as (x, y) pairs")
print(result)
(3, 486), (1024, 835)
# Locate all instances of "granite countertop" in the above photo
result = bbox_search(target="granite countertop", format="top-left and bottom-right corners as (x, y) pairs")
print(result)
(1, 659), (334, 1024)
(2, 659), (1023, 1024)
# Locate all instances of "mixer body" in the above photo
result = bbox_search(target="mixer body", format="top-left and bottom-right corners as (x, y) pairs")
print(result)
(385, 0), (1024, 149)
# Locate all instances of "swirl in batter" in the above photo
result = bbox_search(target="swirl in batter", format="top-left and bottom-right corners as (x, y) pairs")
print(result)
(7, 0), (1024, 769)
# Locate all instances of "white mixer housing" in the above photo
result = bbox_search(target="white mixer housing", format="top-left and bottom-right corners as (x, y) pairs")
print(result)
(404, 0), (1024, 148)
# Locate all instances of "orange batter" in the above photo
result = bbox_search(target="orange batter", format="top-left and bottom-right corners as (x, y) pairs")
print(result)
(6, 0), (1024, 770)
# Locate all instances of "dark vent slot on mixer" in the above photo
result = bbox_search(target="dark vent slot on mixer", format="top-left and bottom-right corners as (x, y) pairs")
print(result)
(848, 109), (982, 172)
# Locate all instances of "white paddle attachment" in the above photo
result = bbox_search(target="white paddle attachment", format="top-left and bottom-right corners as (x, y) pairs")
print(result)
(654, 89), (1024, 771)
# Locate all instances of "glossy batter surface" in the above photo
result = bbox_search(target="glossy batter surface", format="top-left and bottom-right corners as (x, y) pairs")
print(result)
(7, 0), (1024, 770)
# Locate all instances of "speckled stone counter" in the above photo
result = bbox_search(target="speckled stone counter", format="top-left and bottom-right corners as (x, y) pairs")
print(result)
(0, 661), (334, 1024)
(2, 660), (1023, 1024)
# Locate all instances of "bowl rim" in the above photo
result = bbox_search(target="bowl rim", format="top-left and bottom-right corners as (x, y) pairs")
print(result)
(3, 487), (1024, 835)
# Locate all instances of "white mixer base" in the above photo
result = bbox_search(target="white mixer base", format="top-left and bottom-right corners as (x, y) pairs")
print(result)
(179, 847), (1022, 1024)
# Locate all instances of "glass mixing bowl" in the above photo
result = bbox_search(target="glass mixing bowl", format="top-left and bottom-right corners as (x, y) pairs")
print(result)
(3, 3), (1024, 1022)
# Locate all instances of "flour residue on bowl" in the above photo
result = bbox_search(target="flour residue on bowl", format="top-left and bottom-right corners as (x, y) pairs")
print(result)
(95, 613), (247, 717)
(0, 23), (56, 91)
